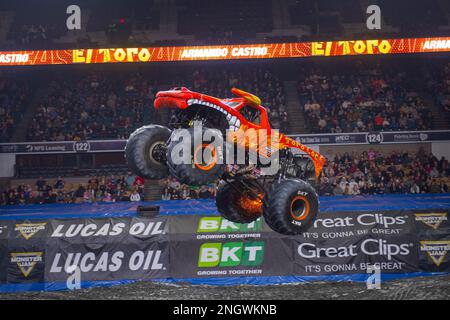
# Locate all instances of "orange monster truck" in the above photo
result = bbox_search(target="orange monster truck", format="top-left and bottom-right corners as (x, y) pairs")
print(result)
(125, 87), (326, 235)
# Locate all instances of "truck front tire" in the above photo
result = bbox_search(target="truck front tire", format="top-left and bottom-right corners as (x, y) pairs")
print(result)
(263, 179), (318, 235)
(125, 125), (171, 179)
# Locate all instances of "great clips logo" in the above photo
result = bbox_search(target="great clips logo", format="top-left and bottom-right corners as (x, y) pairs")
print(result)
(313, 213), (407, 229)
(298, 239), (413, 261)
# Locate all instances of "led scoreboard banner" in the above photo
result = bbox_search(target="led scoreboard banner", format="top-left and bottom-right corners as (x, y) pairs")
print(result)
(0, 37), (449, 66)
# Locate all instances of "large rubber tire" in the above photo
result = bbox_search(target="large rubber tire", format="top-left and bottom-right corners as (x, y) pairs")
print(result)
(263, 179), (318, 235)
(125, 125), (171, 179)
(167, 127), (225, 185)
(216, 181), (262, 224)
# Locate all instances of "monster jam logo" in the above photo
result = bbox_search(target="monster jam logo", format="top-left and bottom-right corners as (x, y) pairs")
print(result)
(420, 241), (450, 267)
(197, 217), (262, 233)
(15, 222), (47, 240)
(198, 242), (264, 267)
(10, 252), (43, 277)
(415, 213), (447, 230)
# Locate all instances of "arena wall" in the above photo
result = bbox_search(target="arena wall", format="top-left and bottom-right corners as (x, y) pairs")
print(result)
(0, 197), (449, 292)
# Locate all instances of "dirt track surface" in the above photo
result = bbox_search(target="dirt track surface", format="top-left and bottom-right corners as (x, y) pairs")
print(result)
(1, 274), (450, 300)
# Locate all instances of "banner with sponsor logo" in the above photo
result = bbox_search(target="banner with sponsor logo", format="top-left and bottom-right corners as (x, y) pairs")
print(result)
(0, 216), (170, 286)
(1, 130), (449, 155)
(0, 140), (125, 154)
(413, 210), (450, 272)
(169, 211), (450, 279)
(170, 238), (290, 278)
(170, 216), (290, 277)
(0, 37), (449, 67)
(289, 211), (419, 275)
(290, 130), (450, 146)
(0, 209), (449, 291)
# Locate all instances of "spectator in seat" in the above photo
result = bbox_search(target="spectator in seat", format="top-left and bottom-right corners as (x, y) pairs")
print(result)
(198, 185), (211, 199)
(130, 189), (141, 202)
(126, 171), (136, 186)
(161, 187), (171, 200)
(54, 176), (65, 189)
(36, 176), (46, 191)
(410, 182), (420, 194)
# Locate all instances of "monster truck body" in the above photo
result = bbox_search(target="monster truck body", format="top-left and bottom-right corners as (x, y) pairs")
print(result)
(155, 87), (326, 177)
(125, 87), (326, 235)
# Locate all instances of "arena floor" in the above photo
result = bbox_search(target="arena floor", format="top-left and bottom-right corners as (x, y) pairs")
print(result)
(1, 274), (449, 300)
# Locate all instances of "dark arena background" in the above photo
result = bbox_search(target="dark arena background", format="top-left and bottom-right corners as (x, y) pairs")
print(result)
(0, 0), (450, 302)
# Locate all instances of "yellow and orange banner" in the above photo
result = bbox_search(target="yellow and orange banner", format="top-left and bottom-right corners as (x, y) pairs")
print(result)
(0, 37), (449, 66)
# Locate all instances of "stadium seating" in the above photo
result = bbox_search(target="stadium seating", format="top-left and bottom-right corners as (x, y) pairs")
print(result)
(319, 149), (450, 196)
(424, 60), (450, 125)
(0, 72), (31, 142)
(22, 65), (286, 142)
(297, 59), (433, 133)
(176, 0), (273, 44)
(25, 70), (156, 141)
(1, 0), (450, 205)
(376, 0), (448, 36)
(4, 150), (449, 205)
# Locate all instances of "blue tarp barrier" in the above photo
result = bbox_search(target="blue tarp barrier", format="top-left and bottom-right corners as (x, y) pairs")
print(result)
(1, 193), (450, 220)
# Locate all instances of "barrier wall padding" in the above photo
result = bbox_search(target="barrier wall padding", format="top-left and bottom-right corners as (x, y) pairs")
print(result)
(0, 194), (449, 293)
(1, 193), (450, 220)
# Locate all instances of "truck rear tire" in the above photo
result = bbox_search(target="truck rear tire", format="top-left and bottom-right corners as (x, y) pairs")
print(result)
(216, 181), (263, 223)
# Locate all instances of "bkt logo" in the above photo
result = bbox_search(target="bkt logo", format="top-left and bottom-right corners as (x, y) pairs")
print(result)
(197, 217), (262, 233)
(198, 242), (265, 267)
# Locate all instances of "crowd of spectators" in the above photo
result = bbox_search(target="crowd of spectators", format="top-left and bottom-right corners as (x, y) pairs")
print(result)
(298, 64), (432, 133)
(0, 173), (219, 205)
(8, 61), (450, 141)
(161, 176), (217, 200)
(0, 74), (30, 142)
(26, 71), (157, 141)
(1, 172), (145, 205)
(318, 149), (450, 196)
(424, 61), (450, 114)
(2, 148), (450, 206)
(14, 24), (51, 47)
(24, 67), (287, 142)
(184, 67), (288, 130)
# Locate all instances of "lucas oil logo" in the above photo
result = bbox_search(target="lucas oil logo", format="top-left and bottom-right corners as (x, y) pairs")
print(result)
(198, 242), (264, 267)
(197, 217), (262, 233)
(15, 223), (47, 240)
(420, 241), (450, 267)
(415, 213), (447, 230)
(10, 252), (43, 277)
